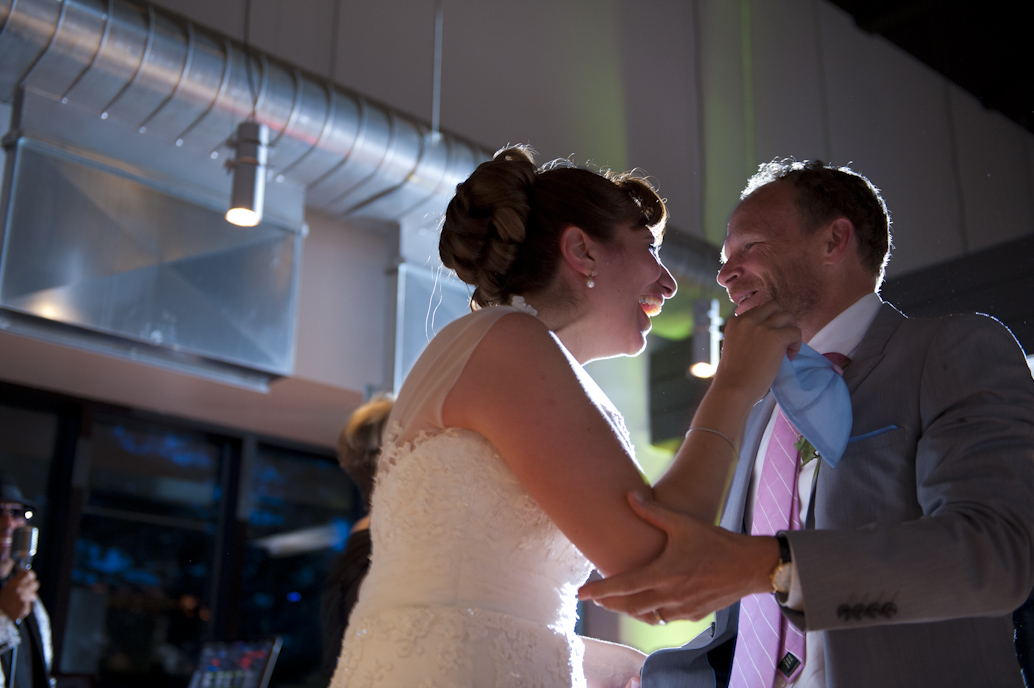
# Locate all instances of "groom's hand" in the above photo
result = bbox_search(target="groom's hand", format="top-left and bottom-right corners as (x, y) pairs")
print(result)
(577, 493), (780, 624)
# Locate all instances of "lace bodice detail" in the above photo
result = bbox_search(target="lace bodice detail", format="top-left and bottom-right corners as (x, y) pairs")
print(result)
(370, 426), (592, 625)
(334, 427), (594, 687)
(330, 304), (627, 687)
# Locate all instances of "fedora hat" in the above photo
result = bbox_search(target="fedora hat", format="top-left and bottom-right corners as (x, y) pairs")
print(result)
(0, 472), (37, 510)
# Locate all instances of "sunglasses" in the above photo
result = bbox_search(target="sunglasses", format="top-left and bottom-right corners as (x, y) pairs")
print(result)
(0, 506), (29, 520)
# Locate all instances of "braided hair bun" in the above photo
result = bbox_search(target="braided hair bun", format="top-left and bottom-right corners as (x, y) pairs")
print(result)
(440, 146), (537, 308)
(440, 145), (667, 309)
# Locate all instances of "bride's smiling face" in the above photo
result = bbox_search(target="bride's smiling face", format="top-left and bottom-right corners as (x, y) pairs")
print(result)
(587, 224), (677, 359)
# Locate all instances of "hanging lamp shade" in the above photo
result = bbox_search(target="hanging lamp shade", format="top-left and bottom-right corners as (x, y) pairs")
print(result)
(226, 121), (270, 227)
(689, 298), (723, 378)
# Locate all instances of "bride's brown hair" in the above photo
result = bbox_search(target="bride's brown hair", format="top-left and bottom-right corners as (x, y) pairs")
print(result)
(440, 145), (667, 309)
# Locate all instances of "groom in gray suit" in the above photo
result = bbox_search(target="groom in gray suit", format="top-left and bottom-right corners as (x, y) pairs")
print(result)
(580, 159), (1034, 687)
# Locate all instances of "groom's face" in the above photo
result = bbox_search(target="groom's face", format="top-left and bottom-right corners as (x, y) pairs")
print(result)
(717, 181), (825, 324)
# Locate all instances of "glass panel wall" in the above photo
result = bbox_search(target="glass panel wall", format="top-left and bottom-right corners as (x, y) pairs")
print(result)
(0, 403), (57, 533)
(240, 444), (361, 688)
(64, 417), (224, 687)
(0, 382), (356, 688)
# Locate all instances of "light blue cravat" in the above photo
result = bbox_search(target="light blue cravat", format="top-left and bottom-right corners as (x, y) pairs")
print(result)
(770, 342), (852, 467)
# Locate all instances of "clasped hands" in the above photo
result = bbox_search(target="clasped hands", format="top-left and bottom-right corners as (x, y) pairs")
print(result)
(578, 493), (779, 625)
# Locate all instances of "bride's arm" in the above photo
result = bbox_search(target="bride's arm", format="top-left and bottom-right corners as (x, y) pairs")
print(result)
(580, 636), (645, 688)
(651, 300), (800, 520)
(443, 301), (798, 577)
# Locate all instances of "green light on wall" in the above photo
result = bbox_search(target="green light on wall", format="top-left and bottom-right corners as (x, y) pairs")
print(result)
(621, 614), (714, 655)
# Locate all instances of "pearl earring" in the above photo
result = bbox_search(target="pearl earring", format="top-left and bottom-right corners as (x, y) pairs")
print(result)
(586, 269), (597, 289)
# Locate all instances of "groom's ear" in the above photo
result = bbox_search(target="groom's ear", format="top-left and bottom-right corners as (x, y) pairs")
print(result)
(822, 217), (855, 266)
(559, 225), (598, 277)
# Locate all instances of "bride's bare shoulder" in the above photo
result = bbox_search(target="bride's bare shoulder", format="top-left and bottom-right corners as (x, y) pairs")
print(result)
(473, 310), (567, 369)
(444, 310), (575, 427)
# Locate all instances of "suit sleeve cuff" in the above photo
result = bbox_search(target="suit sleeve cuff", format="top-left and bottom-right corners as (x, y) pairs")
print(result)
(781, 540), (806, 611)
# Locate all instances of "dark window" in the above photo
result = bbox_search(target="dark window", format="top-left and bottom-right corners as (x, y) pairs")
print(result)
(0, 403), (57, 533)
(239, 443), (361, 686)
(63, 418), (223, 687)
(0, 385), (358, 688)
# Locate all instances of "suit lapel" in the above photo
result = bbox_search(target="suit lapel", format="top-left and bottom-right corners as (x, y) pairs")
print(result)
(843, 303), (905, 394)
(720, 304), (904, 534)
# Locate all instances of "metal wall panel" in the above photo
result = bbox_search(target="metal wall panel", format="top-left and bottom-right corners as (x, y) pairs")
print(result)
(0, 136), (300, 381)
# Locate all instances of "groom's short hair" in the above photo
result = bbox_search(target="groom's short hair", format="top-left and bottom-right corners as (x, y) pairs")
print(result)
(742, 158), (892, 287)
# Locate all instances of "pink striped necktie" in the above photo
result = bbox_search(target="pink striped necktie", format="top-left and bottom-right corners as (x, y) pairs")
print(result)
(729, 352), (849, 688)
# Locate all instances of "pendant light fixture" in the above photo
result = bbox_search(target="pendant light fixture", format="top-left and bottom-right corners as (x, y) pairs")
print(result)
(225, 120), (269, 227)
(225, 0), (266, 227)
(689, 298), (724, 378)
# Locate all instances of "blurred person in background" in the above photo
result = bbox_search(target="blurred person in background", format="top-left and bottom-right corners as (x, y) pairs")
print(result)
(0, 472), (53, 688)
(319, 395), (393, 684)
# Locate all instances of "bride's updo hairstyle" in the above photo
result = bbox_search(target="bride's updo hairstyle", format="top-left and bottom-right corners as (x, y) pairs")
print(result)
(440, 145), (667, 309)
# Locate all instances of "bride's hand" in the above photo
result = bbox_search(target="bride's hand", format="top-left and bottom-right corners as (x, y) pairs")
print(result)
(713, 300), (801, 402)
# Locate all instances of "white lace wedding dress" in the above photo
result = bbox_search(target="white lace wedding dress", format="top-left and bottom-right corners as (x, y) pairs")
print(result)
(329, 303), (634, 687)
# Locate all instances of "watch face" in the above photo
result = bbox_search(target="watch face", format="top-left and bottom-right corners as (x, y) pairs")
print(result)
(771, 562), (792, 594)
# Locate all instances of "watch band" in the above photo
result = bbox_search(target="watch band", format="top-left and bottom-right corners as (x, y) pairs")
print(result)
(770, 533), (793, 595)
(776, 532), (792, 565)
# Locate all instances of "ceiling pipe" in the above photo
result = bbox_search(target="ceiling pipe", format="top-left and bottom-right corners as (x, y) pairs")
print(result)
(0, 0), (720, 285)
(0, 0), (492, 226)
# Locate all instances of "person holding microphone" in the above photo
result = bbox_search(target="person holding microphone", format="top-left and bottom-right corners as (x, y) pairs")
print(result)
(0, 473), (53, 688)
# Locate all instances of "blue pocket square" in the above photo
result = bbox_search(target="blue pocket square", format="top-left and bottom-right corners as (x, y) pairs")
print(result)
(848, 425), (899, 443)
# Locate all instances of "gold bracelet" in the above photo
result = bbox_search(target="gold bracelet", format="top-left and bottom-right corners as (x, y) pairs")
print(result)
(686, 426), (738, 456)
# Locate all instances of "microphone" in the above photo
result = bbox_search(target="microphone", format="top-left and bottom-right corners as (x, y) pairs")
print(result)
(11, 526), (38, 570)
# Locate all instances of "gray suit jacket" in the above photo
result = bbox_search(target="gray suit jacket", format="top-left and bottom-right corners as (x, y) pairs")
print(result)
(643, 304), (1034, 688)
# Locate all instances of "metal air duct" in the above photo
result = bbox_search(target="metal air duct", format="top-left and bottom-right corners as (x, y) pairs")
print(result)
(0, 0), (721, 277)
(0, 0), (499, 390)
(0, 0), (492, 227)
(0, 0), (721, 394)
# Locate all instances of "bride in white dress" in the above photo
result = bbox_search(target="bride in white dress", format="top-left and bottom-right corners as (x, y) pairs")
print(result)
(330, 147), (799, 687)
